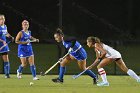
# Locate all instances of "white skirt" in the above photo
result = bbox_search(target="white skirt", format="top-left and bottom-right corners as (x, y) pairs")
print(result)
(105, 49), (122, 59)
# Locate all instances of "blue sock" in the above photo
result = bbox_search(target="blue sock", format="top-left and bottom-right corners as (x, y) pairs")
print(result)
(7, 62), (10, 75)
(30, 65), (36, 77)
(59, 66), (66, 80)
(18, 65), (23, 73)
(85, 70), (96, 79)
(4, 62), (10, 76)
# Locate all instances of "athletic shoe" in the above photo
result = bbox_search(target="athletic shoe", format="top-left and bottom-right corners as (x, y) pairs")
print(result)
(17, 70), (22, 79)
(97, 82), (109, 86)
(5, 75), (10, 78)
(33, 77), (39, 80)
(52, 78), (63, 83)
(93, 77), (98, 84)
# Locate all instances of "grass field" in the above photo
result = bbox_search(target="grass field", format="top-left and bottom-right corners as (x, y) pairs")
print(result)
(0, 75), (140, 93)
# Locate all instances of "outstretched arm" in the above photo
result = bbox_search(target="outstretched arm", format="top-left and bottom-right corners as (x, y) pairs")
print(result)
(30, 36), (39, 42)
(88, 49), (101, 69)
(15, 31), (28, 44)
(95, 43), (106, 59)
(0, 39), (6, 45)
(5, 32), (14, 42)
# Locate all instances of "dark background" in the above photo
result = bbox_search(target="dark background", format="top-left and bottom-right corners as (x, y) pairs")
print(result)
(0, 0), (140, 75)
(0, 0), (140, 41)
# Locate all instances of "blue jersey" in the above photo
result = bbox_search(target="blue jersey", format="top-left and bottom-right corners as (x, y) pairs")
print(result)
(62, 39), (87, 60)
(18, 30), (34, 58)
(0, 25), (9, 53)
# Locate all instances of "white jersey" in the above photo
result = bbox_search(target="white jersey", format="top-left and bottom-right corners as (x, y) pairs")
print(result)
(96, 43), (121, 59)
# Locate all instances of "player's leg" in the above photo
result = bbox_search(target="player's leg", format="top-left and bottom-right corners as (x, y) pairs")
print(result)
(97, 58), (113, 86)
(52, 55), (71, 83)
(2, 52), (10, 78)
(17, 57), (27, 79)
(77, 59), (97, 84)
(28, 55), (39, 80)
(115, 58), (140, 82)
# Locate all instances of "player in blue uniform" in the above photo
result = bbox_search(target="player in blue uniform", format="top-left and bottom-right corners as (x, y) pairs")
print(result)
(52, 28), (98, 84)
(0, 14), (14, 78)
(15, 20), (39, 80)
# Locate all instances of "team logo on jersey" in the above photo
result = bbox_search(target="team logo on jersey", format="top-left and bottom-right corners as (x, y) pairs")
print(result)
(65, 44), (68, 48)
(20, 54), (23, 57)
(2, 30), (7, 35)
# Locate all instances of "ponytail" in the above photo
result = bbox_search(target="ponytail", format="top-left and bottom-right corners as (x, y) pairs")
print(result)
(87, 36), (101, 43)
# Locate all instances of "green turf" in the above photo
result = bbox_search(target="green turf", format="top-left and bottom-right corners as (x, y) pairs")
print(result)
(0, 75), (140, 93)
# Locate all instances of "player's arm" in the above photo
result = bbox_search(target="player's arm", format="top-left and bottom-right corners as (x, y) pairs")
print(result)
(88, 58), (100, 69)
(70, 38), (76, 48)
(88, 49), (101, 69)
(30, 36), (39, 42)
(95, 43), (107, 60)
(64, 37), (76, 48)
(0, 39), (4, 42)
(5, 31), (14, 42)
(64, 37), (76, 53)
(0, 39), (6, 45)
(15, 31), (29, 44)
(59, 37), (76, 61)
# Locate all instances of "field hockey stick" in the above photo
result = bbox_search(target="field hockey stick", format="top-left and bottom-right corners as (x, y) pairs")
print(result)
(29, 39), (39, 43)
(72, 67), (89, 79)
(40, 52), (70, 76)
(0, 41), (11, 50)
(72, 59), (101, 79)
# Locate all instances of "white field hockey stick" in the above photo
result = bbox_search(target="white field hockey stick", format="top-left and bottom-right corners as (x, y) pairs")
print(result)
(41, 52), (70, 76)
(72, 67), (89, 79)
(72, 59), (101, 79)
(28, 39), (38, 43)
(0, 41), (11, 51)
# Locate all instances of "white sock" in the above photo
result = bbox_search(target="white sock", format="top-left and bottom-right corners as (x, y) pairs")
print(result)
(127, 69), (140, 81)
(98, 68), (108, 83)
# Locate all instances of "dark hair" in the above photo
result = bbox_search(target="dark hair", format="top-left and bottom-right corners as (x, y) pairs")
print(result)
(54, 28), (64, 36)
(87, 36), (101, 43)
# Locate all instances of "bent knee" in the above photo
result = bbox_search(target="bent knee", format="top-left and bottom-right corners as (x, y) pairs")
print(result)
(122, 67), (129, 73)
(60, 61), (67, 67)
(78, 66), (86, 71)
(22, 64), (27, 67)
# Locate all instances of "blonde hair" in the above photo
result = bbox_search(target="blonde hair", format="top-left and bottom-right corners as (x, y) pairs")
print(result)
(0, 14), (5, 17)
(87, 36), (101, 44)
(0, 14), (5, 19)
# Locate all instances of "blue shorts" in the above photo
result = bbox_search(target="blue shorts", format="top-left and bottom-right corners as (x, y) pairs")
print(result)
(0, 43), (9, 53)
(70, 48), (87, 60)
(18, 45), (34, 58)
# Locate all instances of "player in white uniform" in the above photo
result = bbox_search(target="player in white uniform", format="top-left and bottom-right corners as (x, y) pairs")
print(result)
(86, 36), (140, 86)
(101, 43), (121, 59)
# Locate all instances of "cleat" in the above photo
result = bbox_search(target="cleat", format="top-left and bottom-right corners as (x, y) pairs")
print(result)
(17, 70), (22, 79)
(97, 82), (109, 86)
(33, 77), (39, 80)
(5, 75), (10, 78)
(52, 78), (63, 83)
(93, 77), (98, 84)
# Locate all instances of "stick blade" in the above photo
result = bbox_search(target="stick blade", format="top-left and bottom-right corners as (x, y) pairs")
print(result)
(40, 72), (45, 76)
(72, 75), (77, 79)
